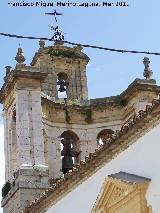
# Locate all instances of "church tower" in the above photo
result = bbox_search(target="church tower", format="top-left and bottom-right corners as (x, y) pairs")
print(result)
(32, 40), (89, 100)
(1, 40), (159, 213)
(0, 41), (91, 213)
(1, 47), (50, 213)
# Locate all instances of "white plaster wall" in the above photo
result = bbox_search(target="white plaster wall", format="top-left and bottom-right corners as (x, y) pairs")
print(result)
(47, 122), (160, 213)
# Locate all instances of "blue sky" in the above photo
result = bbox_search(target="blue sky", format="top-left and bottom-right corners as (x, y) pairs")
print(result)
(0, 0), (160, 212)
(0, 0), (160, 98)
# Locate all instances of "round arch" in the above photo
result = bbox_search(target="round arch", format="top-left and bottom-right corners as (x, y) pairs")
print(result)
(57, 72), (68, 81)
(60, 130), (81, 174)
(57, 72), (69, 98)
(97, 129), (114, 146)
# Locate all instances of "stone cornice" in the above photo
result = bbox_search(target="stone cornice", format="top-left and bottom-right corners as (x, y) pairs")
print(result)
(31, 45), (90, 66)
(119, 78), (160, 101)
(21, 97), (160, 213)
(87, 79), (160, 107)
(0, 70), (47, 104)
(41, 79), (160, 125)
(89, 79), (160, 107)
(41, 79), (160, 109)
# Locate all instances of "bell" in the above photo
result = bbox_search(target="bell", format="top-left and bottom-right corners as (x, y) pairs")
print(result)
(62, 156), (74, 174)
(58, 84), (66, 92)
(57, 79), (69, 93)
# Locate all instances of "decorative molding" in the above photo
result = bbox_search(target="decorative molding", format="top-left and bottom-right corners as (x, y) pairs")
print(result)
(92, 173), (151, 213)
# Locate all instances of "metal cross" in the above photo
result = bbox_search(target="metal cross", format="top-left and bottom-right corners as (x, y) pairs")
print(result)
(45, 10), (64, 41)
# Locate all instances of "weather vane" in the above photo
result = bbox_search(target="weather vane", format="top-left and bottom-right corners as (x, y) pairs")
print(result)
(45, 10), (64, 41)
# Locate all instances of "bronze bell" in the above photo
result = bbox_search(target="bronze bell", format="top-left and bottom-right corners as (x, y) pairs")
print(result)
(62, 156), (74, 174)
(57, 79), (69, 92)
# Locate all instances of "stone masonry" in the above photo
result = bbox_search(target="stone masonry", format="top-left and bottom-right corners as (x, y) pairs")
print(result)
(1, 42), (160, 213)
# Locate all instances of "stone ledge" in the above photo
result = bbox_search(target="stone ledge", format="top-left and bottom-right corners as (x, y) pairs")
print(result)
(0, 69), (48, 104)
(1, 165), (49, 208)
(1, 184), (18, 207)
(31, 44), (90, 66)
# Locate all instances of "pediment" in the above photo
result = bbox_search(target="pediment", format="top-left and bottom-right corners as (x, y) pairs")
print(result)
(92, 172), (151, 213)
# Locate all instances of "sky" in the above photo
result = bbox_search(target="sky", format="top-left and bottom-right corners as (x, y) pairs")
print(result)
(0, 0), (160, 212)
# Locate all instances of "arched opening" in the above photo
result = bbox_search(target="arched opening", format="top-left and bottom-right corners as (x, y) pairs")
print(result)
(60, 130), (81, 174)
(97, 129), (114, 147)
(57, 72), (69, 99)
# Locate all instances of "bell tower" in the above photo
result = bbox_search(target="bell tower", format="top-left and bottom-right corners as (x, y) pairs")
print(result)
(1, 48), (49, 213)
(31, 41), (90, 100)
(0, 40), (91, 212)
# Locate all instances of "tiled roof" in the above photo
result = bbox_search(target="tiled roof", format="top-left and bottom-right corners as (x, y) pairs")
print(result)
(21, 98), (160, 213)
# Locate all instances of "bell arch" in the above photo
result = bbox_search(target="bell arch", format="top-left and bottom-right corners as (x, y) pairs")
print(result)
(60, 130), (81, 174)
(97, 129), (114, 147)
(57, 72), (69, 98)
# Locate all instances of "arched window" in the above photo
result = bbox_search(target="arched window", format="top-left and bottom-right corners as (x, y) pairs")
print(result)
(97, 129), (114, 147)
(57, 72), (69, 99)
(60, 131), (81, 174)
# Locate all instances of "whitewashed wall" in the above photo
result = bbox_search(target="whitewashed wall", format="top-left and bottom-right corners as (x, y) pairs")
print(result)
(47, 122), (160, 213)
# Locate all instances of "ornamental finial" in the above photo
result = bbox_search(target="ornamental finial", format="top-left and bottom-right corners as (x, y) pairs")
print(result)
(143, 57), (153, 80)
(74, 45), (83, 53)
(3, 66), (12, 81)
(15, 47), (26, 64)
(5, 66), (12, 75)
(39, 40), (45, 49)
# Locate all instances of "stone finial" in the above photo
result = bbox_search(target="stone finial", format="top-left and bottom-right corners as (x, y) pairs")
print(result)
(143, 57), (153, 80)
(74, 45), (83, 53)
(15, 47), (26, 64)
(3, 66), (12, 81)
(39, 40), (45, 49)
(5, 66), (12, 75)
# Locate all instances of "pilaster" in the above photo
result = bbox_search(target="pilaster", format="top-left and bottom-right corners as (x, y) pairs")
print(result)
(1, 66), (49, 213)
(47, 136), (62, 178)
